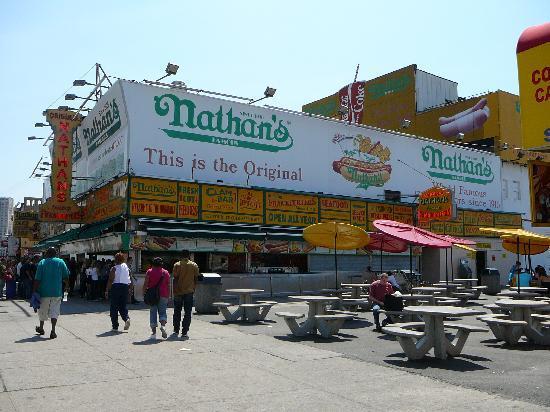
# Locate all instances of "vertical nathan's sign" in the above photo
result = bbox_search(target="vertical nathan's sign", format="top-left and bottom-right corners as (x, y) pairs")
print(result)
(40, 110), (83, 222)
(517, 22), (550, 150)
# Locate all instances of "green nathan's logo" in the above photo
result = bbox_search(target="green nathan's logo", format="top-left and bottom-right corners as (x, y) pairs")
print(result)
(154, 94), (293, 152)
(421, 145), (494, 185)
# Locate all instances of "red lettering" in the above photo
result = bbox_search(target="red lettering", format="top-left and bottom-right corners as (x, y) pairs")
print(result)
(57, 181), (69, 191)
(532, 69), (541, 85)
(56, 192), (67, 202)
(58, 133), (70, 143)
(60, 121), (69, 131)
(57, 157), (69, 167)
(56, 169), (67, 179)
(543, 67), (550, 82)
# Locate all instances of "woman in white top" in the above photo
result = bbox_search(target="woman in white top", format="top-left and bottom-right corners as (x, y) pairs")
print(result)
(105, 253), (132, 332)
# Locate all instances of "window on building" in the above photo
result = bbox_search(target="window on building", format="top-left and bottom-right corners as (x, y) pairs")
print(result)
(511, 180), (521, 201)
(502, 179), (508, 199)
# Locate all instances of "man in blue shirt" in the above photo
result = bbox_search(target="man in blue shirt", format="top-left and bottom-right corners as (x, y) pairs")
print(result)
(33, 248), (69, 339)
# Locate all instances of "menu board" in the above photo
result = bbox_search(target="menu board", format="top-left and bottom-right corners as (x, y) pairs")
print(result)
(463, 210), (493, 226)
(265, 191), (318, 227)
(319, 197), (351, 223)
(201, 185), (263, 224)
(393, 205), (414, 225)
(351, 201), (367, 228)
(84, 177), (128, 223)
(494, 213), (522, 228)
(178, 182), (199, 219)
(367, 203), (394, 231)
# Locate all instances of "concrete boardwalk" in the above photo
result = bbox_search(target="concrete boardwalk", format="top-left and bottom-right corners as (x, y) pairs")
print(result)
(0, 298), (547, 411)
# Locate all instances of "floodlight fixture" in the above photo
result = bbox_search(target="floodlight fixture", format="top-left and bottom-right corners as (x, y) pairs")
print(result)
(156, 63), (180, 81)
(27, 136), (46, 141)
(401, 119), (412, 129)
(456, 133), (465, 141)
(35, 122), (48, 127)
(501, 142), (509, 150)
(249, 86), (278, 104)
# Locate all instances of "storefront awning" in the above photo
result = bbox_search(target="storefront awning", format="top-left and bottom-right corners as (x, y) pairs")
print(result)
(138, 218), (304, 241)
(34, 217), (123, 250)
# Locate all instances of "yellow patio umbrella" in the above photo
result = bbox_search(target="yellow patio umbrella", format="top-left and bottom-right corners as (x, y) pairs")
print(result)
(479, 227), (550, 292)
(454, 243), (477, 252)
(303, 222), (370, 288)
(502, 236), (549, 255)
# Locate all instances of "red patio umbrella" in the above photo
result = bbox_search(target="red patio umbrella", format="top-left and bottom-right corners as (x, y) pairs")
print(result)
(373, 220), (452, 293)
(365, 232), (408, 272)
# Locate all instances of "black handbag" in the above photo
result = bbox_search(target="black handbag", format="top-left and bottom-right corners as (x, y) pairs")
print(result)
(143, 273), (164, 306)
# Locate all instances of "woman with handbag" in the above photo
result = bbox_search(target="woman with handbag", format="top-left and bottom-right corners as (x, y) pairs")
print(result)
(142, 257), (170, 340)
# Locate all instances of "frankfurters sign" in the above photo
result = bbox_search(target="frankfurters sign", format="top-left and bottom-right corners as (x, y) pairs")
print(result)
(417, 186), (453, 222)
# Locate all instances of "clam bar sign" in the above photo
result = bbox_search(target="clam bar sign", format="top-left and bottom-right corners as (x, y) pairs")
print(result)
(40, 110), (83, 222)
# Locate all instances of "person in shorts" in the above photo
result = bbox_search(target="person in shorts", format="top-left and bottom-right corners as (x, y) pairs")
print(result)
(33, 247), (69, 339)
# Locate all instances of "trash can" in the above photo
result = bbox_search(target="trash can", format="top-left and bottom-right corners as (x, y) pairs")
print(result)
(480, 268), (501, 295)
(194, 273), (222, 314)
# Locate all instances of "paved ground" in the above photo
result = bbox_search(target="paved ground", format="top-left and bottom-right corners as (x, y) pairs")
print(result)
(0, 295), (549, 411)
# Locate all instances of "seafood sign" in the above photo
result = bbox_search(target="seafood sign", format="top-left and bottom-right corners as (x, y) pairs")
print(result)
(332, 133), (392, 190)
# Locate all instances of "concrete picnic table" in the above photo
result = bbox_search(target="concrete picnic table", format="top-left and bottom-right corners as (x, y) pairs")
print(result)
(340, 283), (370, 299)
(225, 288), (264, 304)
(276, 296), (352, 338)
(508, 286), (548, 294)
(453, 278), (479, 287)
(412, 286), (447, 295)
(383, 305), (486, 360)
(492, 299), (550, 345)
(214, 289), (275, 322)
(433, 283), (464, 297)
(497, 290), (540, 299)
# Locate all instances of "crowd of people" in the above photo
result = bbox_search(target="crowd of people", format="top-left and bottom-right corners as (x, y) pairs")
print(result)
(1, 248), (200, 342)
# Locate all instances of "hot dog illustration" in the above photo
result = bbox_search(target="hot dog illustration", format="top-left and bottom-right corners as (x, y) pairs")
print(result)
(332, 157), (391, 187)
(264, 241), (288, 254)
(147, 237), (176, 251)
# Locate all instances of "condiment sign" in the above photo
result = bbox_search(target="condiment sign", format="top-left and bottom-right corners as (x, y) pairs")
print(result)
(417, 186), (453, 222)
(40, 110), (84, 222)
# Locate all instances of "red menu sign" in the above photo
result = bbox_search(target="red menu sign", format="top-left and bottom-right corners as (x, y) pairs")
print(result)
(417, 186), (453, 222)
(40, 110), (84, 222)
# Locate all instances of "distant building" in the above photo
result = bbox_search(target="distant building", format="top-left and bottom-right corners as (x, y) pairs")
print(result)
(0, 197), (14, 237)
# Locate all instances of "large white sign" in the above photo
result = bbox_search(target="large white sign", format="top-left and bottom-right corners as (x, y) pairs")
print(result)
(87, 80), (503, 210)
(72, 82), (128, 197)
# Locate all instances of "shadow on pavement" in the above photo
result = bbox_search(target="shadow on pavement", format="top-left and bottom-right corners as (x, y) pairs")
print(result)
(96, 330), (124, 337)
(14, 336), (48, 343)
(273, 334), (355, 343)
(132, 338), (163, 345)
(384, 354), (489, 372)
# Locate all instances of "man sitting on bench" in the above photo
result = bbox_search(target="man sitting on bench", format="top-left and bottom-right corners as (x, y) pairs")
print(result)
(369, 273), (394, 332)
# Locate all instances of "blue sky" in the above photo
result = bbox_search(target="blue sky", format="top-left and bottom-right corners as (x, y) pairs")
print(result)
(0, 0), (547, 204)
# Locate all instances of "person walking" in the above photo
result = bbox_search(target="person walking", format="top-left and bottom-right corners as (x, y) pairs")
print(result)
(0, 258), (6, 299)
(172, 250), (199, 340)
(33, 247), (69, 339)
(105, 253), (131, 332)
(143, 257), (170, 340)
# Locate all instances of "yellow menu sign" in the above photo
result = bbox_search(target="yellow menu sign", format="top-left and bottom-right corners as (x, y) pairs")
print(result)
(202, 185), (238, 213)
(266, 192), (318, 213)
(494, 213), (522, 227)
(320, 197), (350, 223)
(368, 203), (394, 230)
(238, 189), (263, 216)
(463, 210), (493, 226)
(178, 182), (199, 219)
(266, 211), (318, 227)
(131, 178), (177, 202)
(351, 201), (367, 227)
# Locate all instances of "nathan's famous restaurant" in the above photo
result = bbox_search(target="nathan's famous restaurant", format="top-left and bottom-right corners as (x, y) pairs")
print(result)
(35, 77), (526, 292)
